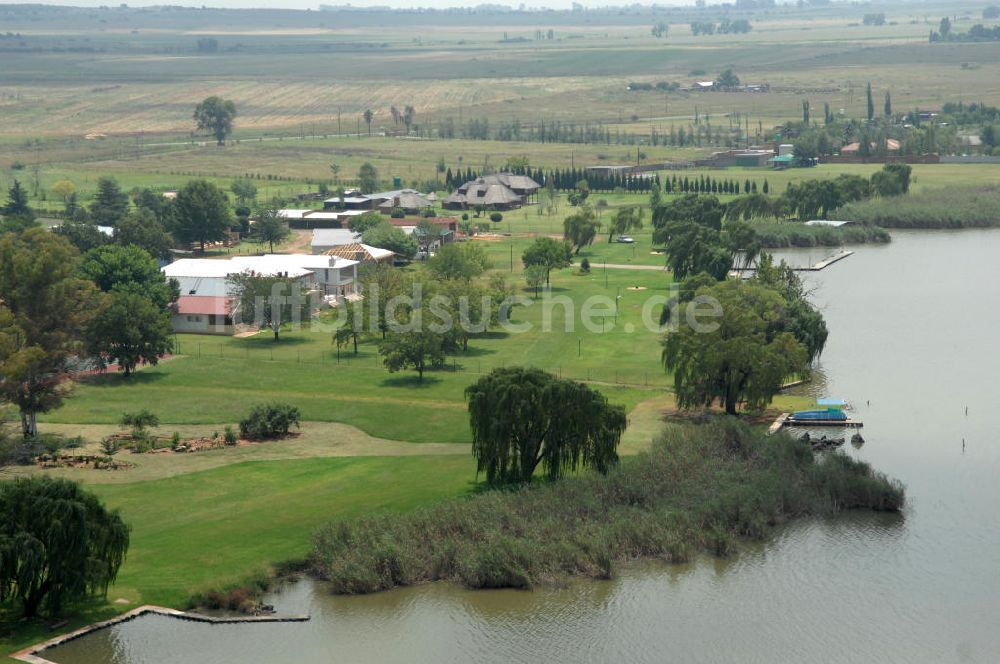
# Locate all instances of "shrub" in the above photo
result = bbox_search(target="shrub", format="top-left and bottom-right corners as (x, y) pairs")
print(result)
(580, 258), (591, 273)
(489, 212), (503, 223)
(171, 431), (182, 449)
(389, 207), (405, 219)
(311, 420), (904, 594)
(461, 213), (469, 221)
(100, 438), (120, 456)
(224, 425), (238, 446)
(120, 410), (159, 437)
(239, 403), (301, 440)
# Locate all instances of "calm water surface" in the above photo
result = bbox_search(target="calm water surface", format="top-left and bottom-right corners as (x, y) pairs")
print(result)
(45, 230), (1000, 663)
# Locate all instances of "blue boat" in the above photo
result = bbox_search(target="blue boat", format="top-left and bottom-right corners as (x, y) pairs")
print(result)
(791, 408), (848, 422)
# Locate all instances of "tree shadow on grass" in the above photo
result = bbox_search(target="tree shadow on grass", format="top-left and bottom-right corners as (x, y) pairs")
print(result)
(450, 345), (497, 358)
(379, 374), (443, 388)
(77, 371), (166, 388)
(233, 334), (315, 348)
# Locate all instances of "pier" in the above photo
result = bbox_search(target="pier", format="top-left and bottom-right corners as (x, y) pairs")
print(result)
(12, 606), (310, 664)
(733, 250), (854, 279)
(767, 412), (864, 434)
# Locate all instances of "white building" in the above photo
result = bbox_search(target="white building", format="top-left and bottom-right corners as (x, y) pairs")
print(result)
(162, 254), (358, 335)
(311, 228), (363, 254)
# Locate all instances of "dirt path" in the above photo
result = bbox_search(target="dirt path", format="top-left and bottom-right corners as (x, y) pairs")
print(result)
(16, 421), (468, 485)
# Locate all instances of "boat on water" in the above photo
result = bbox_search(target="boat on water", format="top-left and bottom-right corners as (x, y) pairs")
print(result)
(790, 408), (849, 422)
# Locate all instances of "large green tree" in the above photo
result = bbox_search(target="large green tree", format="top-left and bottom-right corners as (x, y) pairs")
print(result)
(114, 210), (176, 260)
(227, 271), (312, 341)
(427, 242), (491, 280)
(662, 279), (809, 415)
(379, 328), (446, 382)
(194, 96), (237, 146)
(362, 222), (417, 260)
(357, 162), (379, 194)
(0, 229), (99, 437)
(653, 195), (731, 280)
(86, 291), (174, 376)
(413, 218), (445, 256)
(870, 163), (912, 197)
(53, 221), (110, 254)
(562, 205), (599, 254)
(79, 244), (178, 309)
(607, 205), (643, 243)
(0, 476), (129, 618)
(1, 179), (32, 220)
(172, 180), (232, 252)
(521, 237), (573, 286)
(89, 177), (129, 227)
(79, 244), (177, 375)
(252, 208), (291, 252)
(465, 366), (627, 485)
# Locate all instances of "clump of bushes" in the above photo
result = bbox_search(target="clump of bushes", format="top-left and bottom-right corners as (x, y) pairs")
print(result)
(751, 222), (890, 248)
(835, 186), (1000, 229)
(239, 403), (301, 440)
(311, 419), (904, 594)
(188, 572), (273, 614)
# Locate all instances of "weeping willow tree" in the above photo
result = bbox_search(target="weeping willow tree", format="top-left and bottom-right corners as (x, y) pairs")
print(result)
(465, 367), (627, 486)
(0, 477), (130, 617)
(662, 280), (809, 416)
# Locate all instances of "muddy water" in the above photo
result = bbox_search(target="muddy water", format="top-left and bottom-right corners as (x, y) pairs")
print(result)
(44, 230), (1000, 663)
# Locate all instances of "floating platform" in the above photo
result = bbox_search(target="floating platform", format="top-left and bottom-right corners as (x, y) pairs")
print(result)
(786, 418), (863, 428)
(767, 413), (864, 434)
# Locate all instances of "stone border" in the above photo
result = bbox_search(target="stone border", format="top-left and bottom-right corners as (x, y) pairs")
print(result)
(10, 606), (310, 663)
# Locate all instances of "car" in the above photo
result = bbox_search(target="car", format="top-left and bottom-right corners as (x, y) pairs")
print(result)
(617, 235), (636, 244)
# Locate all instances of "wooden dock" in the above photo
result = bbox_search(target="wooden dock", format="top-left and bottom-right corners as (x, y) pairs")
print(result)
(802, 250), (853, 271)
(784, 417), (864, 428)
(767, 413), (790, 435)
(732, 250), (854, 279)
(12, 606), (310, 664)
(767, 412), (864, 434)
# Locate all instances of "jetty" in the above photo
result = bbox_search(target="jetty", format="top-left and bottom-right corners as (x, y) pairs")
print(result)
(767, 412), (864, 434)
(732, 250), (854, 279)
(12, 606), (310, 664)
(803, 250), (854, 271)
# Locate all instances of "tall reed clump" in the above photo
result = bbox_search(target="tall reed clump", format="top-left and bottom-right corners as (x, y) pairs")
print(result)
(751, 221), (890, 248)
(311, 419), (904, 595)
(835, 186), (1000, 229)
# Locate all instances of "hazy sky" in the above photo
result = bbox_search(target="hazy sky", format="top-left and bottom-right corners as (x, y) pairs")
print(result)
(0, 0), (622, 8)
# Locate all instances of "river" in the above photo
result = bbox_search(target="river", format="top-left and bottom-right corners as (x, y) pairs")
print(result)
(43, 230), (1000, 663)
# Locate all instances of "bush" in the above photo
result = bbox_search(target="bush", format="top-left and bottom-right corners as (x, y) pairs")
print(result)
(312, 420), (905, 594)
(580, 258), (591, 273)
(224, 425), (238, 446)
(390, 207), (406, 219)
(835, 186), (1000, 229)
(461, 213), (469, 221)
(239, 403), (301, 440)
(489, 212), (503, 223)
(171, 431), (182, 449)
(100, 438), (120, 456)
(120, 409), (159, 436)
(751, 221), (890, 248)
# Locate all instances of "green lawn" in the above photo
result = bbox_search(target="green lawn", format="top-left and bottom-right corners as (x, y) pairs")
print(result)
(0, 454), (476, 657)
(43, 264), (672, 442)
